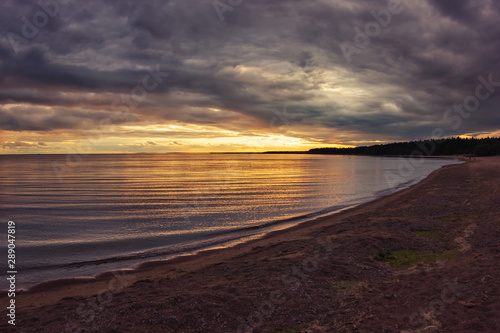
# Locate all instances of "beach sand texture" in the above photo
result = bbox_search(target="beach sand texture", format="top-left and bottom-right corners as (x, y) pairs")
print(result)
(2, 156), (499, 332)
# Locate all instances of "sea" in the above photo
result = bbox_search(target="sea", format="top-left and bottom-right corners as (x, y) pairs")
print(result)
(0, 153), (460, 290)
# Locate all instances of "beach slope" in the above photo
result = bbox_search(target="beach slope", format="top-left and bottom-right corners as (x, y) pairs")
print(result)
(2, 157), (500, 332)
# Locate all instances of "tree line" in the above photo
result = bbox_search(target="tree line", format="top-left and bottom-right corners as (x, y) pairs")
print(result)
(308, 137), (500, 157)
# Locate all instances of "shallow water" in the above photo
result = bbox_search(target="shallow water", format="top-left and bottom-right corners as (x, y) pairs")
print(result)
(0, 153), (459, 289)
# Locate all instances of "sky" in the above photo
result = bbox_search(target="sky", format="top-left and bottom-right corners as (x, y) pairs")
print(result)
(1, 0), (500, 154)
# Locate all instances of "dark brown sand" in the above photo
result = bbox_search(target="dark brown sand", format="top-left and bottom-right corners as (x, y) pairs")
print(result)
(2, 156), (499, 332)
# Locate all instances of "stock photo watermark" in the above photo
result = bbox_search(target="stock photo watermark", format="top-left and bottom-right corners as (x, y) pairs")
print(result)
(341, 0), (415, 63)
(181, 104), (293, 223)
(270, 105), (294, 132)
(51, 65), (169, 181)
(384, 72), (500, 190)
(65, 270), (136, 333)
(6, 221), (17, 326)
(407, 278), (466, 332)
(213, 0), (245, 22)
(7, 0), (72, 54)
(237, 236), (340, 333)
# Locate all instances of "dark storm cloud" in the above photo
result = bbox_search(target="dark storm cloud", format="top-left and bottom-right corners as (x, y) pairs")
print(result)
(1, 0), (500, 144)
(429, 0), (477, 22)
(0, 47), (181, 91)
(0, 103), (138, 131)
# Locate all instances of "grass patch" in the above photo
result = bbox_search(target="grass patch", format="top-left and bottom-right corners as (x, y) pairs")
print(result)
(412, 229), (443, 240)
(330, 280), (358, 293)
(375, 248), (461, 268)
(435, 214), (475, 226)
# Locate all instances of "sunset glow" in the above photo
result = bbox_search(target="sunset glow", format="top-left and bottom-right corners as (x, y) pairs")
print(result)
(1, 0), (500, 154)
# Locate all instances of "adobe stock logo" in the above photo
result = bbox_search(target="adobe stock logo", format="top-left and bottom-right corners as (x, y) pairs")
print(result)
(340, 0), (414, 63)
(7, 0), (72, 53)
(213, 0), (245, 22)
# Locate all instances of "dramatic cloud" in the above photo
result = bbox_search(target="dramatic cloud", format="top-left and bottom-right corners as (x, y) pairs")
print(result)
(1, 0), (500, 153)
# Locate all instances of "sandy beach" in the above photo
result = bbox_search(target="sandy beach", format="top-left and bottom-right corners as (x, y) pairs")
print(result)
(2, 156), (499, 332)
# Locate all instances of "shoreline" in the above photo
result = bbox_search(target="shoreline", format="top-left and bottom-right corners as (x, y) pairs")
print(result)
(2, 156), (461, 306)
(3, 157), (500, 332)
(2, 155), (460, 293)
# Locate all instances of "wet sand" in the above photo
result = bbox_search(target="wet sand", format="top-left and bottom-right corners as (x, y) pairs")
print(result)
(2, 156), (499, 332)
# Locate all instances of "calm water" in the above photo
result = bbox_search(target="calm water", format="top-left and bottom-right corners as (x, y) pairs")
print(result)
(0, 154), (459, 289)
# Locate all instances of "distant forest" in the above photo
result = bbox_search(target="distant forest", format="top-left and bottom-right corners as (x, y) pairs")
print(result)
(308, 137), (500, 157)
